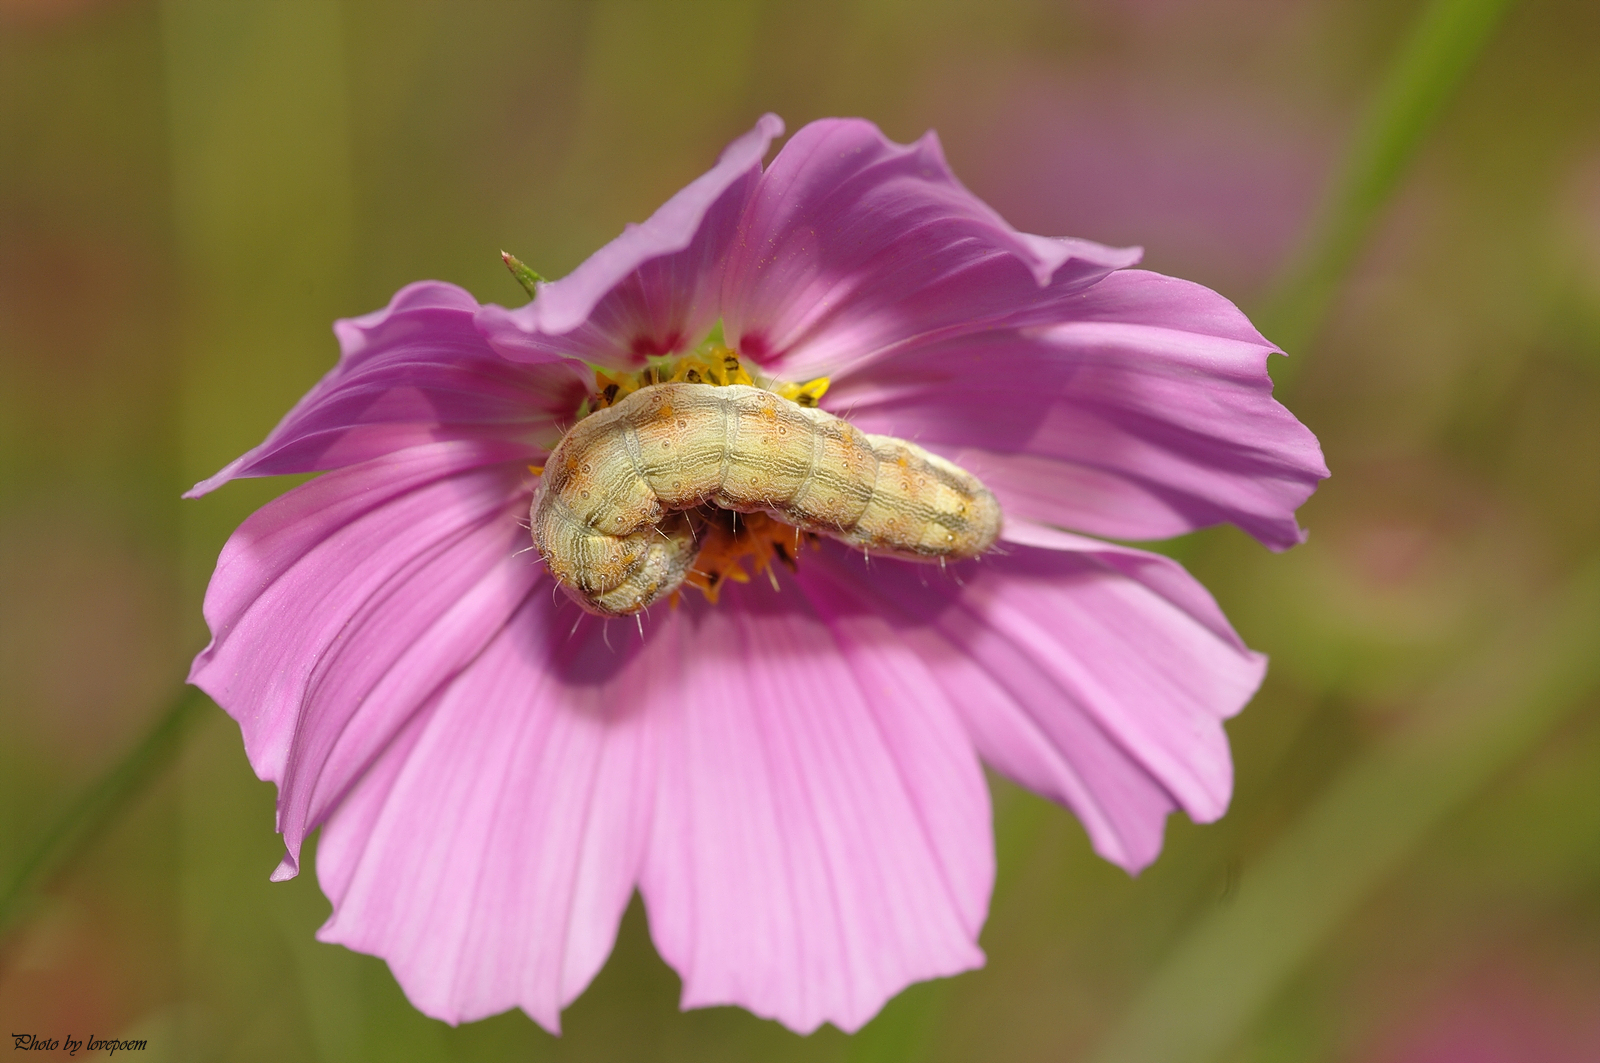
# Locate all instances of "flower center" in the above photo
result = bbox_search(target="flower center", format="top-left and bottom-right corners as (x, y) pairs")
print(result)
(587, 345), (830, 415)
(677, 508), (819, 605)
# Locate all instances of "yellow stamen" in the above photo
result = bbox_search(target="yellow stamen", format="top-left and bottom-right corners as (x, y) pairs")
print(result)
(776, 376), (831, 408)
(680, 510), (816, 604)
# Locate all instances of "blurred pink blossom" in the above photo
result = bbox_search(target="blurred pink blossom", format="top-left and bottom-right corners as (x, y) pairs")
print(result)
(1366, 950), (1600, 1063)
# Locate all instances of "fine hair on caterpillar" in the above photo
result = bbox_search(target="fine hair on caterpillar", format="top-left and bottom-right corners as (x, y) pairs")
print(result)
(530, 380), (1002, 617)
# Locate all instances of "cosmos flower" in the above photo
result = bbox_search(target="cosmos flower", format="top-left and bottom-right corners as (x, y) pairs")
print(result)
(187, 114), (1327, 1034)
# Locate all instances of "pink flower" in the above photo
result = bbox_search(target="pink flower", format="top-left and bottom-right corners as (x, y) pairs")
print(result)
(188, 114), (1326, 1034)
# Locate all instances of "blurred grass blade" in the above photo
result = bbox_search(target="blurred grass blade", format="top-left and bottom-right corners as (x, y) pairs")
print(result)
(0, 684), (208, 939)
(1087, 562), (1600, 1063)
(1261, 0), (1516, 362)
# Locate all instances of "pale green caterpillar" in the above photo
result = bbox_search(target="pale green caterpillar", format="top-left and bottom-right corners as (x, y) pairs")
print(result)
(530, 381), (1001, 617)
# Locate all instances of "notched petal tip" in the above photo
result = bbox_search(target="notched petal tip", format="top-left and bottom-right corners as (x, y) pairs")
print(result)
(835, 526), (1259, 877)
(637, 578), (994, 1036)
(1023, 235), (1144, 286)
(271, 851), (300, 882)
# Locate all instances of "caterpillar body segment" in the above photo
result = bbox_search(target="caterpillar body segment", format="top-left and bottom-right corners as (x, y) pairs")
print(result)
(534, 507), (702, 618)
(531, 382), (1001, 616)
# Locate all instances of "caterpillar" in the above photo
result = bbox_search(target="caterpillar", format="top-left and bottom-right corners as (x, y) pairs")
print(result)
(530, 381), (1002, 617)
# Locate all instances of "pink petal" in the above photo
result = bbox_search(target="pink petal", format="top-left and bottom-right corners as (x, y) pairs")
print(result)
(816, 525), (1264, 873)
(829, 269), (1328, 550)
(478, 114), (785, 368)
(638, 581), (992, 1034)
(720, 117), (1140, 380)
(187, 282), (588, 497)
(315, 597), (669, 1032)
(188, 440), (541, 876)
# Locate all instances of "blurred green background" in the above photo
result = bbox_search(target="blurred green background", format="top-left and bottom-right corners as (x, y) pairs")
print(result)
(2, 0), (1597, 1060)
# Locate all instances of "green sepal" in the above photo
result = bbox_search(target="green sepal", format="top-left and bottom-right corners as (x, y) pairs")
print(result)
(501, 250), (544, 300)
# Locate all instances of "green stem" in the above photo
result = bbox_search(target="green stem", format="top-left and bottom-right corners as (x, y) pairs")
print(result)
(0, 684), (208, 939)
(1259, 0), (1517, 366)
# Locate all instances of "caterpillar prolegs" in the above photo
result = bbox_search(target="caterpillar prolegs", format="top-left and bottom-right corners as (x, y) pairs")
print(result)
(530, 381), (1002, 617)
